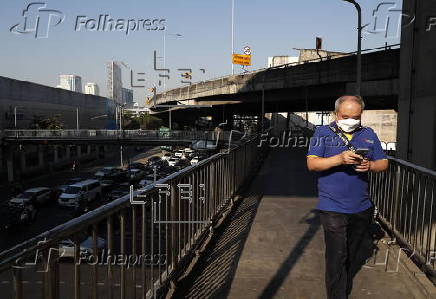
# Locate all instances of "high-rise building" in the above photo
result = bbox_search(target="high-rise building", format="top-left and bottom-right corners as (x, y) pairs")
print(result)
(106, 61), (122, 104)
(122, 88), (134, 108)
(84, 83), (100, 96)
(58, 75), (82, 93)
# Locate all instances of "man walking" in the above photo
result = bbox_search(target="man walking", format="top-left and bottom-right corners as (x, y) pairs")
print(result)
(306, 95), (388, 299)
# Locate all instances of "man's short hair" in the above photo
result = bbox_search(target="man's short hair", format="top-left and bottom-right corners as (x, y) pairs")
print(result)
(334, 95), (365, 112)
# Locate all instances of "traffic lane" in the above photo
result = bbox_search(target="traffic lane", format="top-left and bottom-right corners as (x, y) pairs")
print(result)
(0, 147), (162, 253)
(0, 146), (160, 204)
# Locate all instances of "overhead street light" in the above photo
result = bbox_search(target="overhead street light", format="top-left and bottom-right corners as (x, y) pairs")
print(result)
(163, 32), (183, 92)
(342, 0), (362, 95)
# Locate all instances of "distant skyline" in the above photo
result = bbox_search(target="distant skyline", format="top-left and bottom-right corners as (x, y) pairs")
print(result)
(1, 0), (402, 105)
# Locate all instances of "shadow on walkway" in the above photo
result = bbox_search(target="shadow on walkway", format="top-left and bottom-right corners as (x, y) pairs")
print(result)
(172, 148), (320, 298)
(171, 148), (424, 299)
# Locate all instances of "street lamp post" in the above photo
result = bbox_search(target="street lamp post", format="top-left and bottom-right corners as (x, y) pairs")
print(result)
(231, 0), (235, 75)
(163, 32), (182, 92)
(118, 103), (126, 167)
(76, 107), (79, 130)
(14, 106), (19, 129)
(342, 0), (362, 95)
(169, 108), (172, 130)
(162, 32), (182, 130)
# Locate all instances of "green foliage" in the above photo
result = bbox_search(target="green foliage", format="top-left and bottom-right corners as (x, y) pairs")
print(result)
(122, 113), (163, 130)
(29, 115), (64, 129)
(140, 114), (163, 130)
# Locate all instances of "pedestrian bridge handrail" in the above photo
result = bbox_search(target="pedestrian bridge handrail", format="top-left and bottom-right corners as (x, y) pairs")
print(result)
(0, 134), (267, 299)
(2, 129), (224, 141)
(370, 156), (436, 284)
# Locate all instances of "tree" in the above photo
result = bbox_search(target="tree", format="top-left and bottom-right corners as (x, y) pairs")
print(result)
(138, 114), (163, 130)
(29, 115), (64, 129)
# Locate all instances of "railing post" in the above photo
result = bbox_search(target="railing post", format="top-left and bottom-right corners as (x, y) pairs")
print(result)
(120, 210), (126, 299)
(12, 267), (23, 299)
(106, 216), (114, 299)
(91, 225), (98, 299)
(74, 237), (81, 299)
(170, 182), (177, 272)
(393, 163), (401, 232)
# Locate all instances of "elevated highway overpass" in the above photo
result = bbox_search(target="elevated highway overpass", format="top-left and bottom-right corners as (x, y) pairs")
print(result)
(152, 46), (400, 115)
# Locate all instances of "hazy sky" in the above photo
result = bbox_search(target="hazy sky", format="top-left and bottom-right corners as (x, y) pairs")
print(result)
(1, 0), (402, 105)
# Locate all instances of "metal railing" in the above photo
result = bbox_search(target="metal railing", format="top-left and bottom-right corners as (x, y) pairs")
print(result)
(2, 129), (227, 141)
(0, 135), (267, 299)
(369, 157), (436, 284)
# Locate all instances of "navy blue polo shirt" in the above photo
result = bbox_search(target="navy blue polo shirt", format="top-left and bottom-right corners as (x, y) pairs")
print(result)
(307, 122), (387, 214)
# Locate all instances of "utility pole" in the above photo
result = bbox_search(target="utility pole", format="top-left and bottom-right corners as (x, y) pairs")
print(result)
(231, 0), (235, 75)
(76, 107), (79, 130)
(342, 0), (362, 95)
(14, 106), (18, 129)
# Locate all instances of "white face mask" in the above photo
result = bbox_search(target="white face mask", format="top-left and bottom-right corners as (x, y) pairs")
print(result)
(337, 118), (361, 133)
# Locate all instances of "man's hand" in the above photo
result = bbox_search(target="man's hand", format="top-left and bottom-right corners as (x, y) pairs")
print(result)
(355, 158), (370, 172)
(340, 150), (362, 165)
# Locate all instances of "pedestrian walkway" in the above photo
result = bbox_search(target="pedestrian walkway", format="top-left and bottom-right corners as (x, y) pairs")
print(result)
(171, 148), (430, 299)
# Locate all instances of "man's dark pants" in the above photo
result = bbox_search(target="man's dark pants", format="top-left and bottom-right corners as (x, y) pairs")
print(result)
(319, 206), (374, 299)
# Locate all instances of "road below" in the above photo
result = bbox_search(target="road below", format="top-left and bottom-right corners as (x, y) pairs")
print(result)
(0, 146), (162, 253)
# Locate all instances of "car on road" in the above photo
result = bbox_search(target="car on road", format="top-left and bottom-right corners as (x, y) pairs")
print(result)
(168, 157), (179, 167)
(190, 156), (200, 165)
(1, 201), (38, 231)
(58, 236), (106, 259)
(128, 162), (147, 171)
(58, 179), (102, 207)
(148, 156), (161, 165)
(139, 174), (157, 187)
(184, 148), (194, 155)
(107, 184), (132, 202)
(161, 153), (172, 161)
(94, 167), (123, 180)
(67, 178), (84, 185)
(9, 187), (52, 207)
(100, 179), (115, 193)
(128, 168), (145, 181)
(174, 150), (185, 159)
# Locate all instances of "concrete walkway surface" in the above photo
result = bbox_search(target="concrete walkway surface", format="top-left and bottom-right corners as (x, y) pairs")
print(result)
(171, 148), (432, 299)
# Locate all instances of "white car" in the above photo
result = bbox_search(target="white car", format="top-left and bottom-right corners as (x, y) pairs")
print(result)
(174, 151), (185, 159)
(58, 180), (101, 207)
(190, 157), (200, 166)
(58, 237), (106, 259)
(9, 187), (51, 207)
(161, 153), (172, 161)
(184, 148), (194, 154)
(168, 157), (179, 167)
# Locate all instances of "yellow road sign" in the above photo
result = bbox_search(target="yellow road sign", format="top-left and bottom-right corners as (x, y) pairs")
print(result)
(232, 54), (251, 66)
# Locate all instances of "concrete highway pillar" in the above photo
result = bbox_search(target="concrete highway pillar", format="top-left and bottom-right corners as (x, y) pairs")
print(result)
(5, 145), (14, 182)
(20, 150), (26, 173)
(397, 0), (436, 170)
(66, 146), (71, 159)
(38, 145), (44, 168)
(54, 146), (60, 163)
